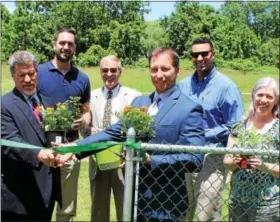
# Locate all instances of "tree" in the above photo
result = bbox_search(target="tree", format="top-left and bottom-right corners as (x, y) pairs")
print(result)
(162, 2), (219, 57)
(140, 21), (169, 56)
(109, 21), (145, 65)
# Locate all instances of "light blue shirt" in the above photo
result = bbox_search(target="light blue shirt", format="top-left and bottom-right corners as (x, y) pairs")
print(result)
(21, 91), (41, 110)
(178, 67), (243, 146)
(154, 85), (176, 111)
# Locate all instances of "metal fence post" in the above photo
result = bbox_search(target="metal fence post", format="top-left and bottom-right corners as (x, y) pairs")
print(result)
(122, 127), (136, 221)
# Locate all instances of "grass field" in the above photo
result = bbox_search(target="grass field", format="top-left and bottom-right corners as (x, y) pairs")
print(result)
(1, 64), (279, 221)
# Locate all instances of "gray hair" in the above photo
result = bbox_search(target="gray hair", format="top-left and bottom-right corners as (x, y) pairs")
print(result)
(99, 55), (122, 73)
(9, 51), (38, 75)
(247, 77), (279, 119)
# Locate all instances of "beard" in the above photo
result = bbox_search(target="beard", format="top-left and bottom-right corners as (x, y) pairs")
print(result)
(55, 49), (74, 63)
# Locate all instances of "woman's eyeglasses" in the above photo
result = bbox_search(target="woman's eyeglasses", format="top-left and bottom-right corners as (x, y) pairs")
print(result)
(191, 51), (211, 58)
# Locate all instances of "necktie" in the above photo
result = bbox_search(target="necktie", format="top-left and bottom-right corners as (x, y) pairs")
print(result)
(30, 97), (41, 122)
(103, 90), (113, 128)
(147, 97), (161, 116)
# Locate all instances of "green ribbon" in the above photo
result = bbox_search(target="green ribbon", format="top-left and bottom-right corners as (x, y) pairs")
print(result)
(0, 138), (143, 154)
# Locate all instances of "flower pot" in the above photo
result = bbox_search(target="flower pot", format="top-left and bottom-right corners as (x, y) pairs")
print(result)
(96, 145), (123, 171)
(239, 155), (251, 169)
(44, 130), (66, 147)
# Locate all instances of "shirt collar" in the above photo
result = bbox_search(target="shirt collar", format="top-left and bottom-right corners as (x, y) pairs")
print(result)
(192, 67), (217, 84)
(154, 85), (176, 102)
(103, 84), (121, 97)
(48, 61), (72, 76)
(21, 91), (40, 107)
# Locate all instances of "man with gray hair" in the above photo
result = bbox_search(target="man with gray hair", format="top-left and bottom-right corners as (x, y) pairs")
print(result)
(85, 55), (141, 221)
(1, 51), (62, 221)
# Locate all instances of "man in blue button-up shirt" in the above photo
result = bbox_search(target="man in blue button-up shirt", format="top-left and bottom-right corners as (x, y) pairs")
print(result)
(178, 37), (243, 221)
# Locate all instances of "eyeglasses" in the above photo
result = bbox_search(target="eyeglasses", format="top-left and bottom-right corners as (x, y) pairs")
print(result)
(191, 51), (211, 58)
(101, 68), (118, 74)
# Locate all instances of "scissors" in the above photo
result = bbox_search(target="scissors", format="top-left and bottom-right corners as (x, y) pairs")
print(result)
(109, 149), (123, 158)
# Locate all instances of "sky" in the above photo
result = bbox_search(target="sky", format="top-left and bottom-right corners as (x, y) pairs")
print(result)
(145, 1), (223, 21)
(1, 1), (224, 21)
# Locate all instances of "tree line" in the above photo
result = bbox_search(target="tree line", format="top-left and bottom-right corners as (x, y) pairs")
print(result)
(1, 1), (279, 69)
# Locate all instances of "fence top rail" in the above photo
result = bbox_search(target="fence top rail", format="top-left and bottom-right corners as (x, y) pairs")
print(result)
(140, 143), (279, 157)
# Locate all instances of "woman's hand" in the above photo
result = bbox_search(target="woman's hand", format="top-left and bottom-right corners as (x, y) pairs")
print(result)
(232, 155), (242, 166)
(248, 156), (262, 169)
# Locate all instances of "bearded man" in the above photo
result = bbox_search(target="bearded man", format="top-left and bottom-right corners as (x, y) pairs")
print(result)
(38, 28), (91, 222)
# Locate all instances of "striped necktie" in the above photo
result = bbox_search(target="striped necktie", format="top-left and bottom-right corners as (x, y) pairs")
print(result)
(103, 90), (113, 128)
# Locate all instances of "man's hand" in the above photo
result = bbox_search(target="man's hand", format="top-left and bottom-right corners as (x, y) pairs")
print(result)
(91, 127), (103, 135)
(144, 153), (151, 165)
(72, 117), (86, 130)
(72, 111), (91, 130)
(37, 149), (56, 167)
(55, 153), (74, 167)
(51, 142), (77, 167)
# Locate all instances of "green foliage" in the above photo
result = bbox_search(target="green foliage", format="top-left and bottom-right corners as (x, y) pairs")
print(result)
(1, 1), (148, 65)
(163, 2), (218, 57)
(109, 21), (145, 65)
(1, 1), (279, 67)
(134, 57), (149, 68)
(159, 1), (279, 67)
(141, 21), (169, 55)
(226, 59), (258, 74)
(258, 38), (279, 67)
(78, 45), (115, 67)
(235, 130), (274, 149)
(180, 59), (193, 70)
(41, 97), (81, 131)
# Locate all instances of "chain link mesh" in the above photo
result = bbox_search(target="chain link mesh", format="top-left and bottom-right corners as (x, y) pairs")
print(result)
(123, 143), (279, 222)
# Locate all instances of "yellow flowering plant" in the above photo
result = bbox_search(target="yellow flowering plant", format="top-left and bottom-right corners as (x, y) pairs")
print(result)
(39, 97), (81, 131)
(117, 105), (155, 138)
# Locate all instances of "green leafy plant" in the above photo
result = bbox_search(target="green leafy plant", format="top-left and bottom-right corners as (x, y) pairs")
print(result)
(235, 130), (274, 150)
(117, 105), (155, 138)
(40, 97), (81, 131)
(233, 129), (274, 169)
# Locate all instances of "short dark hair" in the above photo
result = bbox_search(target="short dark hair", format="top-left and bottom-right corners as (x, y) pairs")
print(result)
(55, 28), (76, 40)
(148, 47), (179, 69)
(191, 37), (214, 51)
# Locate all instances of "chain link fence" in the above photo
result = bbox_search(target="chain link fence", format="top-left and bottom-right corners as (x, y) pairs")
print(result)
(122, 136), (279, 221)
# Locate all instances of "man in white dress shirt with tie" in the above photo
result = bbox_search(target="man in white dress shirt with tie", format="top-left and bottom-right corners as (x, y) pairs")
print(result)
(86, 55), (141, 222)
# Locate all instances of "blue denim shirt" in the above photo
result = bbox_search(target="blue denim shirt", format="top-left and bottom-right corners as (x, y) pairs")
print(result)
(178, 67), (244, 146)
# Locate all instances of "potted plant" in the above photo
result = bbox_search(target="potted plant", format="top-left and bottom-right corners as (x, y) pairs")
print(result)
(233, 130), (273, 169)
(118, 105), (155, 140)
(95, 105), (156, 171)
(40, 97), (81, 147)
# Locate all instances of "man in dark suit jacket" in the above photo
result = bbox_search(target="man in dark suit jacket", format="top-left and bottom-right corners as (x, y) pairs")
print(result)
(1, 51), (61, 221)
(56, 47), (205, 221)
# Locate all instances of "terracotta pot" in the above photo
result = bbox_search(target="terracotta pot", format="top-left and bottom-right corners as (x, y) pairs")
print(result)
(44, 130), (66, 147)
(239, 155), (251, 169)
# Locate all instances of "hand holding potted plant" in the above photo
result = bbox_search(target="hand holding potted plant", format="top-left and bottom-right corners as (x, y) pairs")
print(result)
(40, 97), (81, 147)
(233, 130), (273, 169)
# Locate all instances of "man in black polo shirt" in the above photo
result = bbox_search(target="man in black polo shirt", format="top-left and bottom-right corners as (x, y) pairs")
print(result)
(38, 28), (91, 222)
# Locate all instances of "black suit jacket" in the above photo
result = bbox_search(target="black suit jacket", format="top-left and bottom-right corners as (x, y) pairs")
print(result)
(1, 88), (61, 217)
